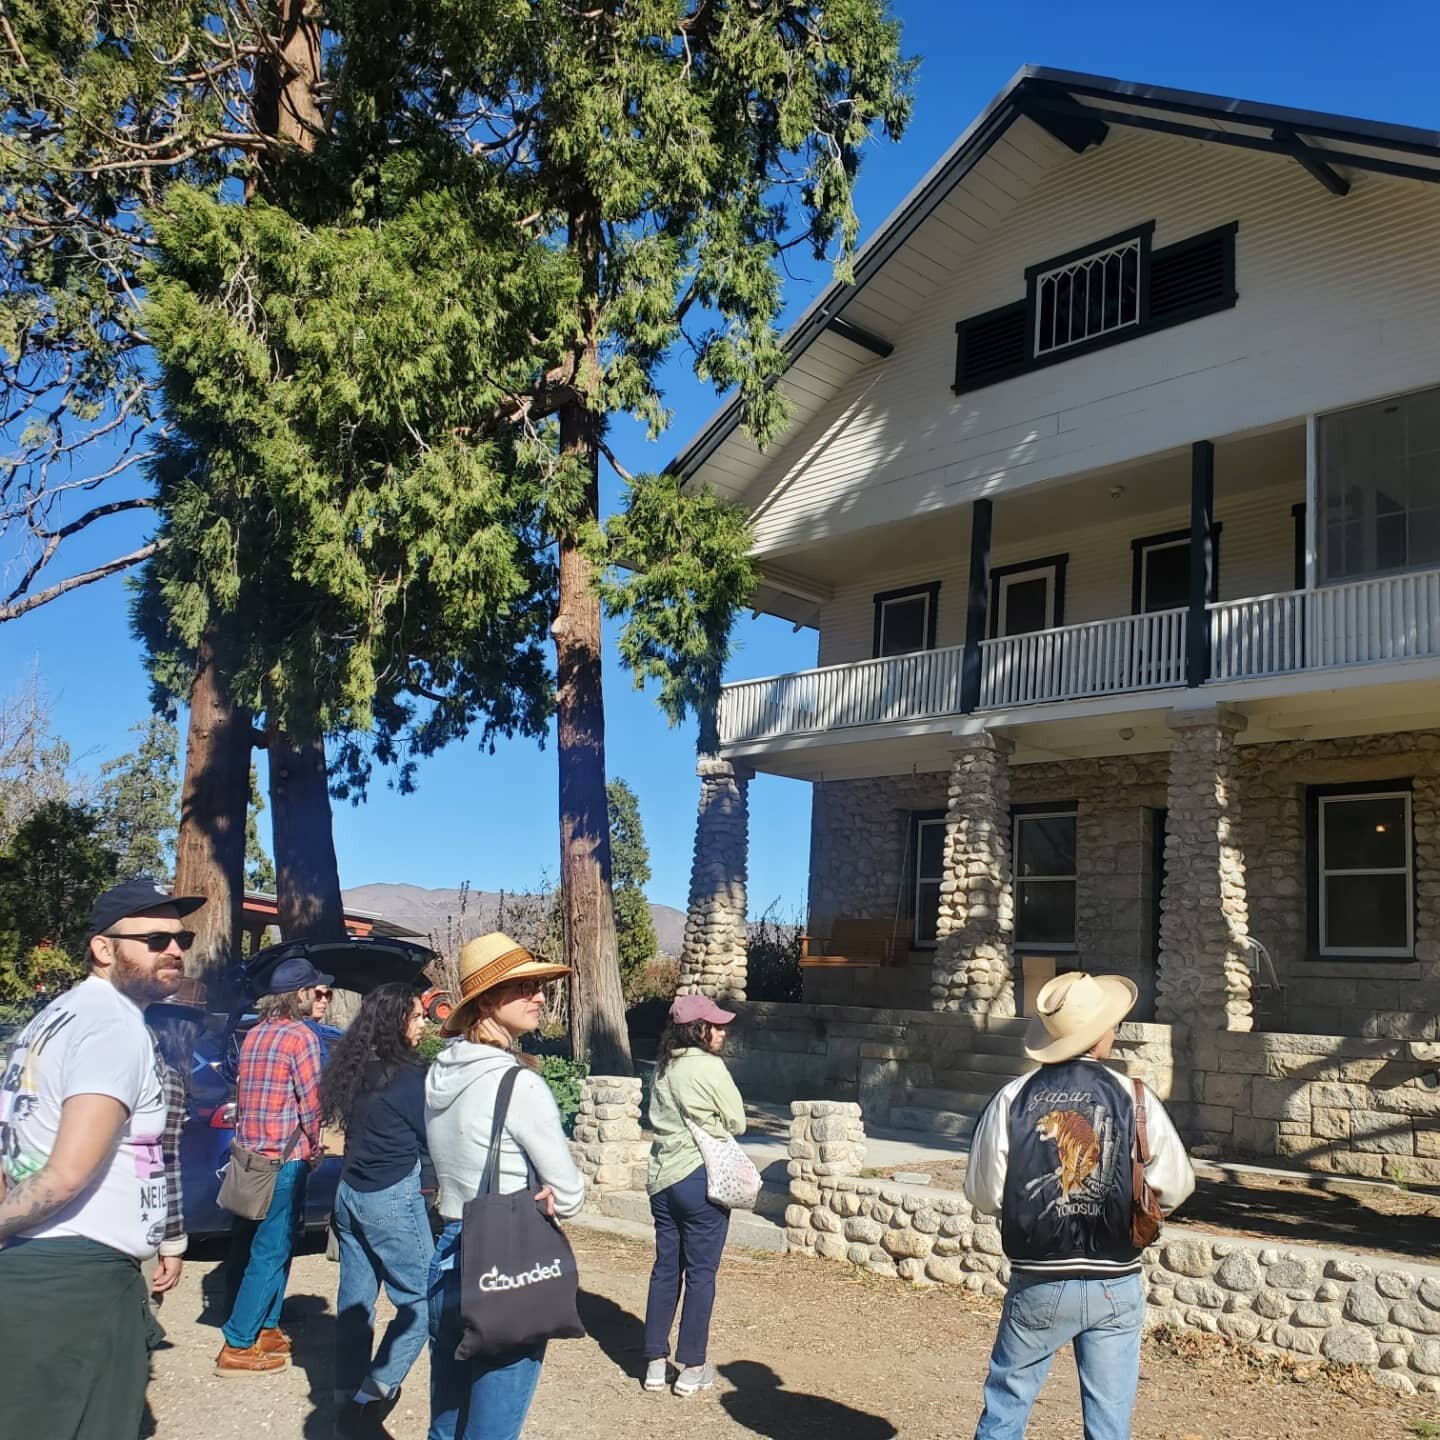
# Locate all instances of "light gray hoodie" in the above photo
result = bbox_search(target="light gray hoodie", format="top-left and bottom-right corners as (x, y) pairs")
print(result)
(424, 1043), (585, 1221)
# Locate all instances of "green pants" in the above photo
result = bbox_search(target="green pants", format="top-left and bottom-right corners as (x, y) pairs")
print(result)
(0, 1237), (154, 1439)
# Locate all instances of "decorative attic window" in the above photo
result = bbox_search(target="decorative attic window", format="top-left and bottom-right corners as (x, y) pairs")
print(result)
(1029, 228), (1145, 357)
(953, 221), (1238, 394)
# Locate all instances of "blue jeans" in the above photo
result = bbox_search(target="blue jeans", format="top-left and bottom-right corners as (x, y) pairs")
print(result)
(334, 1165), (435, 1400)
(643, 1164), (730, 1367)
(222, 1160), (308, 1349)
(427, 1221), (546, 1440)
(975, 1272), (1145, 1440)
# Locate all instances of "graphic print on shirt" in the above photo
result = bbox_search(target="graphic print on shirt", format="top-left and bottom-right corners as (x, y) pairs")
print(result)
(0, 1007), (77, 1180)
(1022, 1088), (1122, 1221)
(136, 1037), (169, 1247)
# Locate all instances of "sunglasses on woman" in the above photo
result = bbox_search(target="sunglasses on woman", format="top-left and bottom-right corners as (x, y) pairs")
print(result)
(313, 987), (334, 1000)
(101, 930), (196, 953)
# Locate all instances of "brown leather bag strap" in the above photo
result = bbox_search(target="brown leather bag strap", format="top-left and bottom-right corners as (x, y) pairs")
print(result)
(1131, 1078), (1151, 1165)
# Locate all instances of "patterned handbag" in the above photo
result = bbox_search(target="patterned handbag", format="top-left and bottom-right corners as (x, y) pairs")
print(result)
(684, 1118), (762, 1211)
(1131, 1078), (1164, 1248)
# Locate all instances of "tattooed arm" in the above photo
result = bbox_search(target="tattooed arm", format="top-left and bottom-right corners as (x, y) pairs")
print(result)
(0, 1094), (128, 1244)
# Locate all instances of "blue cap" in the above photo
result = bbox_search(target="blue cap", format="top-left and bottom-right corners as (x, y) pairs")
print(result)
(264, 956), (334, 995)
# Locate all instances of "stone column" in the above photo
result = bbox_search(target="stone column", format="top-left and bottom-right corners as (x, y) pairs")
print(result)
(570, 1075), (649, 1193)
(1156, 707), (1254, 1031)
(932, 733), (1016, 1016)
(678, 756), (752, 1000)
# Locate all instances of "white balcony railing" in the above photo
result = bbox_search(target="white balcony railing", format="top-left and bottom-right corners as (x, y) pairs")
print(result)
(1208, 591), (1306, 681)
(716, 643), (966, 745)
(978, 608), (1187, 708)
(715, 565), (1440, 748)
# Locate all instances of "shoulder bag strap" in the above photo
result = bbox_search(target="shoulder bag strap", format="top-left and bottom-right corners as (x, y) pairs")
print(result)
(1131, 1078), (1151, 1165)
(279, 1121), (305, 1163)
(478, 1065), (524, 1197)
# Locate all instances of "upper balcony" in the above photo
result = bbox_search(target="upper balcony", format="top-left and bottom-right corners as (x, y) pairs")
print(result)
(718, 394), (1440, 764)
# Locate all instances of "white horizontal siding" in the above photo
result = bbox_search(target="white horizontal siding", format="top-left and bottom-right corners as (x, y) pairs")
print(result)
(747, 124), (1440, 555)
(813, 482), (1297, 670)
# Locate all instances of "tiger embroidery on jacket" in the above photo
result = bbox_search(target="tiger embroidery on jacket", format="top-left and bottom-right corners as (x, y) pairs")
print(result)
(1035, 1109), (1100, 1198)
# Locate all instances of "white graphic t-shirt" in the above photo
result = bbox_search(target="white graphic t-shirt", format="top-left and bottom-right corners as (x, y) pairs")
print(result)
(0, 975), (169, 1258)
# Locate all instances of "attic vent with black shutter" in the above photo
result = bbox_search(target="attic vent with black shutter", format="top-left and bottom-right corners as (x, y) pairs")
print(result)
(954, 301), (1026, 393)
(1149, 221), (1238, 326)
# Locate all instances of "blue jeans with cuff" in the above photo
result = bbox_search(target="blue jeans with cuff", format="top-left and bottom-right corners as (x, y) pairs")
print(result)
(333, 1164), (434, 1401)
(222, 1159), (308, 1349)
(974, 1271), (1145, 1440)
(643, 1164), (730, 1367)
(427, 1220), (546, 1440)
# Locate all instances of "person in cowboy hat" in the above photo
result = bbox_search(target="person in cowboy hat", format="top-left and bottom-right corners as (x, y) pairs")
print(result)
(424, 932), (585, 1440)
(0, 876), (206, 1440)
(964, 972), (1195, 1440)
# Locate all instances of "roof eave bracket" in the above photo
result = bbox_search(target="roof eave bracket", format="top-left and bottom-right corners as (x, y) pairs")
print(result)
(1019, 96), (1110, 155)
(1273, 126), (1352, 197)
(823, 315), (894, 358)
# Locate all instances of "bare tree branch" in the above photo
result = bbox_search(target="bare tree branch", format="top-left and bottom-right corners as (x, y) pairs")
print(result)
(0, 542), (165, 624)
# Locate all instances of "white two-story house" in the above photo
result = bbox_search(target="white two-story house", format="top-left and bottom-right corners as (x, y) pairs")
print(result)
(672, 67), (1440, 1066)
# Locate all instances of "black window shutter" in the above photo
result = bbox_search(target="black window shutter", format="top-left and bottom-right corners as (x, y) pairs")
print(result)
(954, 301), (1027, 393)
(1149, 223), (1237, 326)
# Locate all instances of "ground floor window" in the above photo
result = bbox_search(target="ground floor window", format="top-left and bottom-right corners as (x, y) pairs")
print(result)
(913, 814), (946, 947)
(1013, 805), (1077, 949)
(1308, 783), (1414, 958)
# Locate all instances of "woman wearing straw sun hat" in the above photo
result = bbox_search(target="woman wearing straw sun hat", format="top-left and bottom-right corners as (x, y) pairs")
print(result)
(963, 972), (1195, 1440)
(424, 933), (585, 1440)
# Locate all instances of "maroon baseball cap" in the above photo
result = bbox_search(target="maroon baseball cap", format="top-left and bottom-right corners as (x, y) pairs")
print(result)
(670, 993), (736, 1026)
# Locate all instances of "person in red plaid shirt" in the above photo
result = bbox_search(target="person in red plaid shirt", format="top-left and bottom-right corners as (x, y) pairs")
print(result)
(216, 956), (330, 1376)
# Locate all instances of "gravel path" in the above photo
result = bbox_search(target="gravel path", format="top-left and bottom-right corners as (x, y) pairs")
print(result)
(144, 1228), (1429, 1439)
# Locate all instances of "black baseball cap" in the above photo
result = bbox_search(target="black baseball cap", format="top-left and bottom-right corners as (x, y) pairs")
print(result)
(89, 877), (206, 937)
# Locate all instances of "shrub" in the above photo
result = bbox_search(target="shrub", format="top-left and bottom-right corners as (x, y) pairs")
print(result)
(745, 903), (804, 1003)
(416, 1023), (446, 1064)
(537, 1054), (588, 1135)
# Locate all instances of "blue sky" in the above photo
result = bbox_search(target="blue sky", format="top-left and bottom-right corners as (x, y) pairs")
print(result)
(5, 3), (1440, 916)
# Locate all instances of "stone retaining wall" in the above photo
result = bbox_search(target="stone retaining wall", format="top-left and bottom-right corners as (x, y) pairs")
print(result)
(782, 1102), (1440, 1396)
(570, 1076), (649, 1193)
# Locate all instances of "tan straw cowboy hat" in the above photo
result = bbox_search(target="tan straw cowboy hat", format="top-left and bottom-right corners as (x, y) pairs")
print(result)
(440, 931), (572, 1036)
(1023, 971), (1138, 1064)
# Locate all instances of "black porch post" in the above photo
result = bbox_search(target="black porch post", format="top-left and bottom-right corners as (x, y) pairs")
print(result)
(961, 498), (993, 712)
(1187, 440), (1215, 688)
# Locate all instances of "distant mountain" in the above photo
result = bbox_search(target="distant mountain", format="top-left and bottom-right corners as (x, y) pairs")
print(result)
(342, 882), (688, 959)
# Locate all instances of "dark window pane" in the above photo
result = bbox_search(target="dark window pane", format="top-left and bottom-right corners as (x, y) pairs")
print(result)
(1017, 815), (1076, 878)
(917, 821), (946, 876)
(879, 596), (928, 656)
(1002, 576), (1050, 636)
(1016, 881), (1076, 946)
(915, 881), (940, 946)
(1324, 873), (1410, 951)
(1323, 796), (1408, 870)
(1143, 542), (1189, 612)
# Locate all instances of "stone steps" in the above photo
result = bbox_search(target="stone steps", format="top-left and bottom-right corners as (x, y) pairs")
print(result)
(951, 1050), (1036, 1076)
(589, 1188), (788, 1253)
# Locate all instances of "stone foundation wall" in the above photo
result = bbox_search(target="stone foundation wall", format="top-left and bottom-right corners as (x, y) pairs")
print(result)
(782, 1101), (1440, 1396)
(1188, 1030), (1440, 1184)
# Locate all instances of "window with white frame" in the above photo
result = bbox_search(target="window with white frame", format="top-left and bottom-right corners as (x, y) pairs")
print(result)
(1013, 807), (1077, 949)
(1032, 232), (1143, 357)
(872, 582), (939, 658)
(1318, 385), (1440, 583)
(1310, 786), (1414, 958)
(990, 556), (1066, 638)
(913, 816), (946, 948)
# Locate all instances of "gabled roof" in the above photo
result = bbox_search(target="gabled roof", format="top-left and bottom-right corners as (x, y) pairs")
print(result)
(670, 65), (1440, 497)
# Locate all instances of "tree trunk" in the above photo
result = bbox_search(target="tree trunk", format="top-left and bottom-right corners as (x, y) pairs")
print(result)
(266, 724), (346, 943)
(173, 632), (252, 998)
(253, 0), (324, 149)
(554, 402), (633, 1075)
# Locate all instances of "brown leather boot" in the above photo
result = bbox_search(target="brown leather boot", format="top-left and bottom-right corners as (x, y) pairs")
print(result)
(215, 1342), (287, 1375)
(258, 1326), (292, 1356)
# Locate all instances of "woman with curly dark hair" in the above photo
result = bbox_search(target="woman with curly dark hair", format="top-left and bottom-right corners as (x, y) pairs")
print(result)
(321, 982), (432, 1439)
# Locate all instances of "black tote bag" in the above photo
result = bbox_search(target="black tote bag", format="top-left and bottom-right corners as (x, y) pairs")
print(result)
(456, 1065), (586, 1360)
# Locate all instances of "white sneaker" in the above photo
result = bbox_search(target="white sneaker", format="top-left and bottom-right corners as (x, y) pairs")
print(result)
(673, 1363), (715, 1397)
(644, 1359), (669, 1392)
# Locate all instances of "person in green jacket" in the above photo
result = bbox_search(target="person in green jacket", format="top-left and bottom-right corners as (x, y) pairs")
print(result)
(642, 994), (746, 1397)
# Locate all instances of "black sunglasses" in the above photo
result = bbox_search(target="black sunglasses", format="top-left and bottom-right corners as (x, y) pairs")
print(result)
(101, 930), (196, 954)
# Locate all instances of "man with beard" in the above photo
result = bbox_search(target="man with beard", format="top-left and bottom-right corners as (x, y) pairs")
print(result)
(0, 877), (205, 1440)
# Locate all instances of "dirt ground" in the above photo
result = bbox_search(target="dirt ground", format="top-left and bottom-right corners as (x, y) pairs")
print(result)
(866, 1161), (1440, 1265)
(144, 1227), (1432, 1440)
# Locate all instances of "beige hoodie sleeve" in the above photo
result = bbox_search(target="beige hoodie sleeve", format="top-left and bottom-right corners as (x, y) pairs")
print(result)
(505, 1069), (587, 1218)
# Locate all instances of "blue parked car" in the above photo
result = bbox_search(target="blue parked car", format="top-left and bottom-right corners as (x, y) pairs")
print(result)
(178, 936), (436, 1239)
